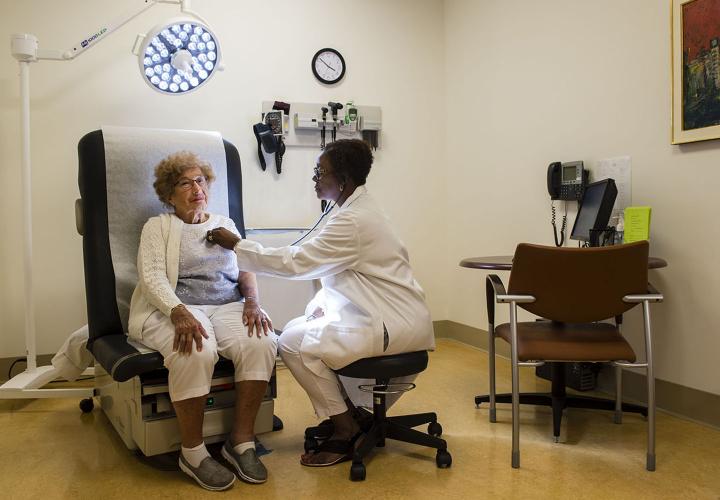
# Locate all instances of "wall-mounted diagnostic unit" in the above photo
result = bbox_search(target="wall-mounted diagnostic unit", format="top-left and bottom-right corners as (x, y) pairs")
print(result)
(261, 100), (382, 151)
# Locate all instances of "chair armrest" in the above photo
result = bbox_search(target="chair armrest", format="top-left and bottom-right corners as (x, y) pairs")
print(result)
(486, 274), (535, 304)
(623, 282), (664, 303)
(497, 293), (536, 304)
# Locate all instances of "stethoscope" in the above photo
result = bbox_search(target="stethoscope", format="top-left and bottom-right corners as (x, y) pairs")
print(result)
(289, 201), (336, 246)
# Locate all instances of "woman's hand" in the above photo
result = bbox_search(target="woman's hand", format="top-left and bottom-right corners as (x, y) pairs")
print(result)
(206, 227), (240, 250)
(243, 298), (273, 338)
(170, 305), (209, 354)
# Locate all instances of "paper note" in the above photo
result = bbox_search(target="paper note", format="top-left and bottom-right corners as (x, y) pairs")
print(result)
(623, 206), (651, 243)
(593, 156), (631, 217)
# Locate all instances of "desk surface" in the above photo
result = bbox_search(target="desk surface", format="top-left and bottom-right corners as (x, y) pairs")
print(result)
(459, 255), (668, 271)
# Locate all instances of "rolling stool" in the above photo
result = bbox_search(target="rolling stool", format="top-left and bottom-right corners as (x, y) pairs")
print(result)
(305, 350), (452, 481)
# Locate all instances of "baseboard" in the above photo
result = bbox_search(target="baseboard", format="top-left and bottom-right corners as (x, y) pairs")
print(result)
(0, 354), (55, 383)
(434, 320), (720, 430)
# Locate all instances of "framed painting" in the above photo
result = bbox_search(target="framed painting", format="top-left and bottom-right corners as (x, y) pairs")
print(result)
(672, 0), (720, 144)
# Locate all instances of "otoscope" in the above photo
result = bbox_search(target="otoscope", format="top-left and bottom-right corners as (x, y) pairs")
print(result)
(328, 102), (344, 142)
(320, 106), (328, 150)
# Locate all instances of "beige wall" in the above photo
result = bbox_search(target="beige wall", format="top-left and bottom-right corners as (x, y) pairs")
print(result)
(445, 0), (720, 396)
(0, 0), (447, 357)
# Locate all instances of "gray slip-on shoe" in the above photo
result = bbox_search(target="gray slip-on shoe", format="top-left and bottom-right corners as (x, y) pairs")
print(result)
(179, 454), (235, 491)
(221, 441), (268, 483)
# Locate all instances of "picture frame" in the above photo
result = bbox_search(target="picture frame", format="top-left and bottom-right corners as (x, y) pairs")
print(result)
(671, 0), (720, 144)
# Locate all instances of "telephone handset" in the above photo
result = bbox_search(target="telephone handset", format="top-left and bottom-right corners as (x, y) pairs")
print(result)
(547, 161), (588, 246)
(547, 161), (588, 201)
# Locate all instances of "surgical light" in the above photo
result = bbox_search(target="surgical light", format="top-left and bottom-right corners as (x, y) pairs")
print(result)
(137, 18), (221, 95)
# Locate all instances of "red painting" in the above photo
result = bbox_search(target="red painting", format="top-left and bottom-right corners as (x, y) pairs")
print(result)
(682, 0), (720, 130)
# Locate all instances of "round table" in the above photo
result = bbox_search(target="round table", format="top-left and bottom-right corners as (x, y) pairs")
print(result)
(459, 255), (667, 271)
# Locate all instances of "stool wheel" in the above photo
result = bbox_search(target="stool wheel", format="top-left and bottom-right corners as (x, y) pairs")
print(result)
(428, 421), (442, 436)
(79, 398), (94, 413)
(304, 436), (320, 453)
(350, 462), (366, 481)
(436, 449), (452, 468)
(273, 415), (284, 431)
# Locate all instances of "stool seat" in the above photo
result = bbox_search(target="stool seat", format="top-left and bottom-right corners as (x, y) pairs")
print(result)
(335, 351), (429, 379)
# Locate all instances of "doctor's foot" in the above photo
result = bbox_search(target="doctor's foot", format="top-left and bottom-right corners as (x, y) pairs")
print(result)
(179, 450), (235, 491)
(301, 410), (362, 467)
(222, 440), (268, 483)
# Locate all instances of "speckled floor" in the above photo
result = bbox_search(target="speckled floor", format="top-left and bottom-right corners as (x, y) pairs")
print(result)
(1, 339), (719, 499)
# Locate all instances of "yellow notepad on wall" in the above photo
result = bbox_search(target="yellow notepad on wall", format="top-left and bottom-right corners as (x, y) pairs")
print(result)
(623, 206), (652, 243)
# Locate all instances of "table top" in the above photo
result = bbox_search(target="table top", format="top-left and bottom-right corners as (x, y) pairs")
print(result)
(459, 255), (668, 271)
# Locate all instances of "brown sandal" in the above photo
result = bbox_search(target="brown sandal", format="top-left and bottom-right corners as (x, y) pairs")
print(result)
(300, 432), (363, 467)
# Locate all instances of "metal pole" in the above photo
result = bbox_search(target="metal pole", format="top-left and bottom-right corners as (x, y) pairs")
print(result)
(19, 60), (37, 372)
(643, 301), (656, 471)
(510, 302), (520, 468)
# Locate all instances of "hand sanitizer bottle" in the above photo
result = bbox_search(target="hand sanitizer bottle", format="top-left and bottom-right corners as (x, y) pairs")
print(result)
(615, 213), (625, 245)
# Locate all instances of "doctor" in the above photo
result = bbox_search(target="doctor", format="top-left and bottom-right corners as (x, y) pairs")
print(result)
(207, 139), (434, 467)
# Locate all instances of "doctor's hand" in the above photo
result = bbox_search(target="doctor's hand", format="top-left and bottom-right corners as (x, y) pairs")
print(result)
(206, 227), (240, 250)
(171, 305), (209, 355)
(243, 298), (273, 338)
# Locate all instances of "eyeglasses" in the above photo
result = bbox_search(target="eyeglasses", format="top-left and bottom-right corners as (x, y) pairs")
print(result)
(175, 176), (207, 191)
(313, 165), (327, 180)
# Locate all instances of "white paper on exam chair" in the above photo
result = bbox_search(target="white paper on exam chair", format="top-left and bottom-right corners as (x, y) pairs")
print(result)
(51, 326), (93, 381)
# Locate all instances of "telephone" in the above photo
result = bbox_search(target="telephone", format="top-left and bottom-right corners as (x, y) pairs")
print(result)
(547, 161), (588, 247)
(547, 161), (588, 201)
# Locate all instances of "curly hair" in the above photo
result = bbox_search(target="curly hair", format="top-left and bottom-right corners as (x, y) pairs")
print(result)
(321, 139), (374, 186)
(153, 151), (216, 206)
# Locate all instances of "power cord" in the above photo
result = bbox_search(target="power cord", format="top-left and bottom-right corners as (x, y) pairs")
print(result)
(7, 357), (27, 380)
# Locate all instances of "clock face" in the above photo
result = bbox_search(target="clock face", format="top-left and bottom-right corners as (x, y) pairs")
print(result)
(312, 48), (346, 84)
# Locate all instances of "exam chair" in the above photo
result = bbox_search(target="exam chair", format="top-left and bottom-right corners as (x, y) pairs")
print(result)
(76, 127), (279, 456)
(485, 241), (662, 470)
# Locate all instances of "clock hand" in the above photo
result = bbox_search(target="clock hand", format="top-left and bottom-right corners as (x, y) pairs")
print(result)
(319, 58), (336, 71)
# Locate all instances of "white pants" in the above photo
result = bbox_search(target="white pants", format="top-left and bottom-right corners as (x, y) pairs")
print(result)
(141, 302), (278, 402)
(279, 317), (412, 420)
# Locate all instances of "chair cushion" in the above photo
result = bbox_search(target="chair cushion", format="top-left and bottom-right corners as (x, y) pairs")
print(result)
(335, 351), (429, 379)
(90, 334), (164, 382)
(91, 334), (238, 383)
(495, 321), (636, 362)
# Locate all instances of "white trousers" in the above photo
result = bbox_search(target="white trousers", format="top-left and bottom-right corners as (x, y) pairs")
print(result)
(141, 302), (278, 402)
(279, 317), (412, 420)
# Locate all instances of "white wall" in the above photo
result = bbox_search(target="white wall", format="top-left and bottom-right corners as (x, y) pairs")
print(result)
(445, 0), (720, 396)
(0, 0), (447, 357)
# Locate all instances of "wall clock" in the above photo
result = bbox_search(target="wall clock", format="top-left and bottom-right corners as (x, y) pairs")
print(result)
(311, 48), (345, 84)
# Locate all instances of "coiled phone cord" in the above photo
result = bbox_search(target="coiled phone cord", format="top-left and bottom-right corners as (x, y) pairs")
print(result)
(551, 200), (567, 247)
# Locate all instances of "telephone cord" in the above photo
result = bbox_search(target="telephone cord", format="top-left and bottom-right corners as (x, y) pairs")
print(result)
(551, 200), (567, 247)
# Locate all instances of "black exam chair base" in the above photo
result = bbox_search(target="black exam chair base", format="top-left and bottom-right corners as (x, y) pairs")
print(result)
(475, 361), (648, 438)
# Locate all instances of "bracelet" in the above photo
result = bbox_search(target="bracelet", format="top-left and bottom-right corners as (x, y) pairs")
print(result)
(244, 296), (258, 302)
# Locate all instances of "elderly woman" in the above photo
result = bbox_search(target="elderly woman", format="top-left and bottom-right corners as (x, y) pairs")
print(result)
(128, 151), (277, 491)
(208, 139), (434, 468)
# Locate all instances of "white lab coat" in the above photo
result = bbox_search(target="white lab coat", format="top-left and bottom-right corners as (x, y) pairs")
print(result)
(233, 186), (434, 377)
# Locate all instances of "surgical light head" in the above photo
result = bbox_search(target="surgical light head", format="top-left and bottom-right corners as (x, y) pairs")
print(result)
(138, 19), (221, 95)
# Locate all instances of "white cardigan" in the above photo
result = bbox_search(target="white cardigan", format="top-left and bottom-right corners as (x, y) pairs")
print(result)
(128, 212), (237, 339)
